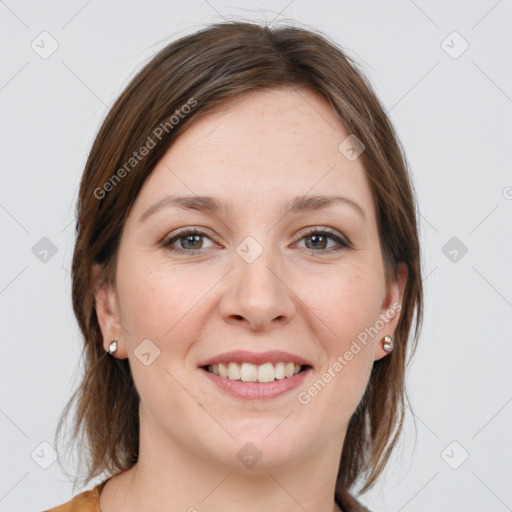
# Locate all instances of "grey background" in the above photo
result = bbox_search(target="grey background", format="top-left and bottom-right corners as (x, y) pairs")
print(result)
(1, 1), (511, 511)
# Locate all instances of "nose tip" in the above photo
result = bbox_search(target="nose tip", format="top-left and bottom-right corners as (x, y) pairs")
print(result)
(220, 254), (296, 331)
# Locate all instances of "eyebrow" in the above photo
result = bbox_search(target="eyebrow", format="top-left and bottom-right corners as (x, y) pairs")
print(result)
(138, 194), (366, 223)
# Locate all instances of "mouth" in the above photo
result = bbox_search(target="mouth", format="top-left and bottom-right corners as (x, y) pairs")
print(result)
(197, 350), (313, 399)
(200, 361), (312, 383)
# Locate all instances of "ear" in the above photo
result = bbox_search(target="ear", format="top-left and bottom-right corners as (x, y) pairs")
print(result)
(91, 263), (127, 358)
(374, 262), (408, 361)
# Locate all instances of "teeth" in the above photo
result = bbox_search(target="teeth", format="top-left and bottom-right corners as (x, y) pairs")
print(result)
(207, 362), (304, 382)
(240, 362), (258, 382)
(274, 362), (285, 379)
(258, 363), (274, 383)
(218, 363), (228, 378)
(227, 362), (240, 380)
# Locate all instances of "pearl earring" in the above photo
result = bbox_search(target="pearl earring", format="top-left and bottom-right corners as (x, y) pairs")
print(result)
(382, 335), (394, 353)
(108, 339), (118, 355)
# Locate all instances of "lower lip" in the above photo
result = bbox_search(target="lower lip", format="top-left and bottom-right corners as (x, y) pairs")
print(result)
(200, 367), (312, 400)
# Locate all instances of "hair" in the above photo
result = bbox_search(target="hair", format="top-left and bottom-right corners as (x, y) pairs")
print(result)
(55, 20), (423, 506)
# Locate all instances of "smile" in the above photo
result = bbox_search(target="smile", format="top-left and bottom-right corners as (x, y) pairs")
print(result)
(205, 361), (305, 383)
(200, 364), (312, 400)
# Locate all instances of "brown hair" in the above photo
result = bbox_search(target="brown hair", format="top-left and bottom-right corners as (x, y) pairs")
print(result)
(55, 20), (422, 505)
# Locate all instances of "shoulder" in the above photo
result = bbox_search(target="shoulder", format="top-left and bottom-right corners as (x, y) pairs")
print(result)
(43, 481), (106, 512)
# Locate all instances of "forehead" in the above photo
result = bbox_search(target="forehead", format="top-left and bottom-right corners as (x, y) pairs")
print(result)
(131, 87), (376, 220)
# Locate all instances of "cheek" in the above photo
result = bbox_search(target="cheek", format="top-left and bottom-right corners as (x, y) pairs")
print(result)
(298, 264), (381, 417)
(303, 263), (384, 346)
(115, 261), (210, 411)
(116, 257), (210, 351)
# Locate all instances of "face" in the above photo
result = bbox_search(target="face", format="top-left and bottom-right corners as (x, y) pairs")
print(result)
(94, 87), (406, 473)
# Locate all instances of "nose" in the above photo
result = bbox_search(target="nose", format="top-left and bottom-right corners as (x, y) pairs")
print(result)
(219, 245), (296, 331)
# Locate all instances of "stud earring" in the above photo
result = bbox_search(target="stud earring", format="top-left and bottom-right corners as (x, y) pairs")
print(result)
(382, 335), (394, 353)
(108, 339), (118, 355)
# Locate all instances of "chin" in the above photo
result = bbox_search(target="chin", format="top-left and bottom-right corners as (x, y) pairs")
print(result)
(199, 420), (307, 471)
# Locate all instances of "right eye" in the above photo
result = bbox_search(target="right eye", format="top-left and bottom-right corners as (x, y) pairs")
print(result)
(162, 228), (217, 253)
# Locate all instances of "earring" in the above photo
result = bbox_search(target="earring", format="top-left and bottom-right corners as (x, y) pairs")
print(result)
(382, 335), (394, 353)
(108, 339), (118, 355)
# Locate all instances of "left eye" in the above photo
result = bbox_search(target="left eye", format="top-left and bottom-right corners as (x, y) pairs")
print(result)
(295, 228), (350, 251)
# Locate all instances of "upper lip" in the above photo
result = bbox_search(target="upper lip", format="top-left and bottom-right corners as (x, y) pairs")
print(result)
(198, 350), (312, 368)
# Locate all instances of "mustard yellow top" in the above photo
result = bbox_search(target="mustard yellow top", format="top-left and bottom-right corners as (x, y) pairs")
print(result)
(44, 479), (109, 512)
(43, 478), (370, 511)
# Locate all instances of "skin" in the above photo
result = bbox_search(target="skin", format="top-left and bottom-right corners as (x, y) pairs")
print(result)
(94, 87), (407, 512)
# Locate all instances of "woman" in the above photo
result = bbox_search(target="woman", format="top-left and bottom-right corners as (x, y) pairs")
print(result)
(46, 20), (422, 512)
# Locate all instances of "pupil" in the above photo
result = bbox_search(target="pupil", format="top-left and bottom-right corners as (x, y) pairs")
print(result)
(307, 234), (326, 250)
(184, 235), (201, 249)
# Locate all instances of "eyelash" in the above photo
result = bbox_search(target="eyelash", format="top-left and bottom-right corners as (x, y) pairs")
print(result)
(161, 226), (351, 255)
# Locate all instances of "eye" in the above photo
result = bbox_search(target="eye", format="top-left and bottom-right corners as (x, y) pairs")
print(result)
(295, 227), (351, 252)
(161, 226), (351, 255)
(162, 228), (216, 253)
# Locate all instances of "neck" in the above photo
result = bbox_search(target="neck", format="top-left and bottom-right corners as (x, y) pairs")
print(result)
(101, 411), (347, 512)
